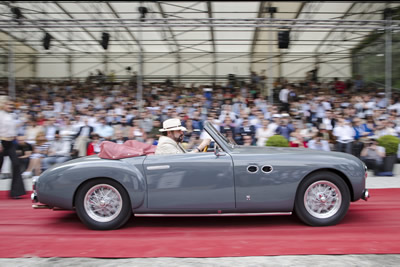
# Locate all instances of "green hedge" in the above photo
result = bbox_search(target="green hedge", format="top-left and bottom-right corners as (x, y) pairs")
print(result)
(266, 135), (289, 147)
(377, 135), (400, 156)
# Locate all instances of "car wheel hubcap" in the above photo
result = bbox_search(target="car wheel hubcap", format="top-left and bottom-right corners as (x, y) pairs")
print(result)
(304, 180), (342, 219)
(84, 184), (123, 223)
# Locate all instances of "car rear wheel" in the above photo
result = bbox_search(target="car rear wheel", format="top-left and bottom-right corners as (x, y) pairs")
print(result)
(75, 178), (132, 230)
(294, 171), (350, 226)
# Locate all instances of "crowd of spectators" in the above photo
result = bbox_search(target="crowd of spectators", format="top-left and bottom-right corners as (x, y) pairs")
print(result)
(1, 71), (400, 177)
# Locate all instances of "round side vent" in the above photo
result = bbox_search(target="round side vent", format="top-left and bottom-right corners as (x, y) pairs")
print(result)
(262, 165), (273, 173)
(247, 165), (258, 173)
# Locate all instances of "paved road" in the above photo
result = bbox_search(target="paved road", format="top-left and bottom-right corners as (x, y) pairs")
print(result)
(1, 255), (400, 267)
(0, 169), (399, 266)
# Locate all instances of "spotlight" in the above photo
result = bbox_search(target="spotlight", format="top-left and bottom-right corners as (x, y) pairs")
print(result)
(383, 8), (393, 20)
(138, 6), (148, 22)
(11, 7), (23, 23)
(101, 32), (110, 50)
(43, 32), (52, 50)
(278, 31), (290, 49)
(266, 7), (277, 14)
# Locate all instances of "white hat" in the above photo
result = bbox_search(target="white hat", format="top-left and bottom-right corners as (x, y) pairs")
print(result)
(159, 118), (187, 132)
(272, 114), (281, 118)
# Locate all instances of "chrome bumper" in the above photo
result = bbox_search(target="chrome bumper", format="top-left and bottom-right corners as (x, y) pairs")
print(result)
(361, 189), (370, 201)
(31, 191), (38, 203)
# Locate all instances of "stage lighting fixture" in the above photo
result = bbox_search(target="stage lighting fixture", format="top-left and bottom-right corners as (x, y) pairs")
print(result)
(278, 31), (290, 49)
(43, 32), (52, 50)
(11, 7), (22, 19)
(138, 6), (148, 22)
(101, 32), (110, 50)
(266, 7), (277, 14)
(383, 8), (393, 20)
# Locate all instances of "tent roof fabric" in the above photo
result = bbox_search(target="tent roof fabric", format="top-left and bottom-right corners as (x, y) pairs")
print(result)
(1, 1), (399, 55)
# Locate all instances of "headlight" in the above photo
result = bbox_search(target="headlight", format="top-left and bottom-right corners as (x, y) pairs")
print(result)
(364, 164), (368, 179)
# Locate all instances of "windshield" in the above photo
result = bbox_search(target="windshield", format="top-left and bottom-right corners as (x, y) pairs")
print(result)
(204, 122), (237, 149)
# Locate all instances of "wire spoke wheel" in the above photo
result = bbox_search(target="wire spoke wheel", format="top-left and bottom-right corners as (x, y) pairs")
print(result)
(295, 172), (350, 226)
(84, 184), (123, 223)
(76, 179), (132, 230)
(304, 180), (342, 219)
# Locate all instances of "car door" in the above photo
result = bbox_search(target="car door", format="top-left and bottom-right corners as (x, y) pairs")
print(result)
(231, 153), (300, 212)
(143, 152), (235, 210)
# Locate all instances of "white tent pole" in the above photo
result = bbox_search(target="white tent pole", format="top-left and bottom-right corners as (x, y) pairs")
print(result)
(385, 11), (392, 105)
(8, 34), (15, 100)
(137, 8), (144, 112)
(267, 27), (273, 105)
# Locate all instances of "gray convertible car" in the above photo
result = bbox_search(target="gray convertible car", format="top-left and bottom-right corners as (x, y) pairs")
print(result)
(32, 121), (369, 230)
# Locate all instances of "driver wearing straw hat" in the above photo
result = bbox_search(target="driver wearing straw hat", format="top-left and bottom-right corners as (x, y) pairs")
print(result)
(155, 118), (209, 155)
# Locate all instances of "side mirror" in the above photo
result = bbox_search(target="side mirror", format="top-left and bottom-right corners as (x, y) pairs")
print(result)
(215, 146), (226, 157)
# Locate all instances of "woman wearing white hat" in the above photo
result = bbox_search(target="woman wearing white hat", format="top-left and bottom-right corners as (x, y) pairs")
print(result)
(155, 118), (210, 155)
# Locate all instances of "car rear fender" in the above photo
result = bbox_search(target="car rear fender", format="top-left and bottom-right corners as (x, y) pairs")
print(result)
(70, 159), (146, 210)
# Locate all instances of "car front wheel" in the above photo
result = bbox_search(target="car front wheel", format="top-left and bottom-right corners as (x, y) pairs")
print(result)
(75, 179), (132, 230)
(294, 171), (350, 226)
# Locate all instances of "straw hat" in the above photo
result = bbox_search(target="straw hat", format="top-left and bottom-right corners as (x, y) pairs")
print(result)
(159, 118), (187, 132)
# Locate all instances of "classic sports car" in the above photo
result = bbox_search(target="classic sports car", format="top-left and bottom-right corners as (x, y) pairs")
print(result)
(32, 121), (369, 230)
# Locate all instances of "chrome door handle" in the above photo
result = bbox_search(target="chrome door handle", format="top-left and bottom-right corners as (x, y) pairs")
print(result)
(147, 165), (170, 171)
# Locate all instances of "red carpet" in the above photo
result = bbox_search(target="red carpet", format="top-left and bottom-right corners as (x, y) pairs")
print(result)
(0, 188), (399, 258)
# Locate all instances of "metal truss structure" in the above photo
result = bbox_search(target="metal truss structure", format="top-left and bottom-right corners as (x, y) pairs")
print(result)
(0, 1), (399, 88)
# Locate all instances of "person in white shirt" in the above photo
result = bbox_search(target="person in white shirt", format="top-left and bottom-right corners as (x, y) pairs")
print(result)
(268, 114), (281, 135)
(42, 131), (71, 170)
(321, 110), (335, 131)
(43, 117), (58, 141)
(279, 85), (290, 113)
(308, 133), (331, 152)
(73, 118), (94, 157)
(95, 118), (114, 140)
(333, 118), (356, 154)
(360, 137), (386, 175)
(256, 119), (274, 147)
(0, 96), (26, 199)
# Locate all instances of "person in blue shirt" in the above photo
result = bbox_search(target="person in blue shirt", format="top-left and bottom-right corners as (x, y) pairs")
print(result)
(353, 118), (373, 157)
(275, 114), (295, 140)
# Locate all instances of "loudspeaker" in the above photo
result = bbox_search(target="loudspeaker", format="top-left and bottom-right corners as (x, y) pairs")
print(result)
(383, 8), (393, 20)
(266, 7), (277, 14)
(11, 7), (23, 20)
(278, 31), (290, 49)
(43, 33), (52, 50)
(138, 6), (148, 22)
(101, 32), (110, 50)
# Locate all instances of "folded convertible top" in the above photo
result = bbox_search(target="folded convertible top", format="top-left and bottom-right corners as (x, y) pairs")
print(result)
(99, 140), (156, 159)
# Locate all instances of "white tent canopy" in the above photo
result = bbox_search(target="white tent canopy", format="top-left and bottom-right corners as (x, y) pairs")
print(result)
(0, 1), (399, 83)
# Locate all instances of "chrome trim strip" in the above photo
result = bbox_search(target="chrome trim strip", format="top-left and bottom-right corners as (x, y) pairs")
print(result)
(147, 165), (170, 171)
(261, 165), (273, 174)
(247, 165), (258, 173)
(32, 204), (51, 209)
(135, 212), (292, 217)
